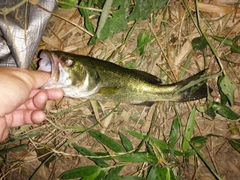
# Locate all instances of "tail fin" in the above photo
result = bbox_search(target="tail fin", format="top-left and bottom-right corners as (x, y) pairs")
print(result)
(174, 70), (211, 102)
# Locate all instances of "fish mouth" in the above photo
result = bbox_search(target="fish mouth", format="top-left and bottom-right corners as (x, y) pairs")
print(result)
(38, 50), (66, 89)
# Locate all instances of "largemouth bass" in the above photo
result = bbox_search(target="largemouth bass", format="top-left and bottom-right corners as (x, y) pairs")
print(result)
(38, 50), (209, 104)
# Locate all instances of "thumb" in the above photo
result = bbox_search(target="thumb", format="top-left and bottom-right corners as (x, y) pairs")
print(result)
(28, 70), (51, 89)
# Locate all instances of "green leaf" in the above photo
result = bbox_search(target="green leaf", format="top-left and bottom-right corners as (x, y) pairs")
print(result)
(204, 102), (217, 119)
(95, 0), (113, 38)
(89, 0), (129, 44)
(114, 152), (158, 162)
(174, 150), (183, 156)
(155, 166), (176, 180)
(123, 177), (147, 180)
(76, 0), (169, 44)
(191, 136), (208, 145)
(0, 144), (28, 156)
(89, 131), (126, 153)
(147, 166), (158, 180)
(190, 136), (208, 150)
(146, 142), (155, 155)
(128, 0), (168, 21)
(1, 131), (41, 146)
(212, 35), (240, 53)
(82, 172), (101, 180)
(232, 35), (240, 44)
(228, 139), (240, 154)
(94, 170), (107, 180)
(191, 36), (208, 51)
(151, 137), (169, 154)
(119, 132), (134, 151)
(59, 166), (101, 179)
(230, 45), (240, 53)
(204, 101), (239, 120)
(212, 36), (233, 46)
(217, 76), (228, 105)
(136, 32), (153, 55)
(79, 1), (95, 34)
(184, 149), (197, 157)
(182, 106), (196, 152)
(72, 144), (109, 167)
(105, 166), (123, 180)
(219, 75), (236, 106)
(58, 0), (78, 9)
(124, 60), (137, 69)
(212, 102), (240, 120)
(126, 130), (146, 140)
(168, 118), (180, 149)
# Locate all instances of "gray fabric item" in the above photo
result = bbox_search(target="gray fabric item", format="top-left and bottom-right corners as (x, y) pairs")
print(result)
(0, 0), (57, 68)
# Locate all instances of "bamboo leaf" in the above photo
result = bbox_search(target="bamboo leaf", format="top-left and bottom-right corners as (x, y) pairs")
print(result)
(155, 166), (176, 180)
(58, 0), (78, 9)
(105, 166), (123, 180)
(123, 177), (147, 180)
(191, 136), (208, 145)
(217, 76), (228, 105)
(151, 137), (169, 154)
(89, 131), (126, 153)
(212, 36), (233, 46)
(126, 130), (146, 140)
(90, 0), (129, 44)
(119, 132), (134, 151)
(94, 170), (107, 180)
(219, 75), (236, 106)
(182, 106), (196, 152)
(59, 166), (101, 179)
(128, 0), (168, 21)
(114, 152), (158, 162)
(212, 102), (240, 120)
(168, 118), (180, 149)
(73, 144), (109, 167)
(79, 1), (95, 34)
(136, 32), (153, 55)
(228, 139), (240, 154)
(147, 166), (157, 180)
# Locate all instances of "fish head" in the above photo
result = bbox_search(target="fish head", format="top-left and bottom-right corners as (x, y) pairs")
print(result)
(38, 50), (101, 98)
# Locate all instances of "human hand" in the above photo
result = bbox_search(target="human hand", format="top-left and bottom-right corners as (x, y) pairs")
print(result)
(0, 67), (64, 142)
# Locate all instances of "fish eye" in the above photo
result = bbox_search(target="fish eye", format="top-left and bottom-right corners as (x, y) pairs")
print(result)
(65, 59), (74, 67)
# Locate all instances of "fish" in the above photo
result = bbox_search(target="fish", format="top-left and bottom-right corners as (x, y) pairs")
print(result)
(37, 50), (210, 104)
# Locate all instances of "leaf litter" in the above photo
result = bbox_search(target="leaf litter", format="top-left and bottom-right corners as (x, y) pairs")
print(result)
(1, 0), (240, 179)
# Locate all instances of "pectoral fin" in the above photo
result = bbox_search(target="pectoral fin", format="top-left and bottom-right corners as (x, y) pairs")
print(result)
(97, 87), (119, 95)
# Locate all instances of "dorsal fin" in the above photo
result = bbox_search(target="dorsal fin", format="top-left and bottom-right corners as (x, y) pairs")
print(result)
(131, 69), (162, 84)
